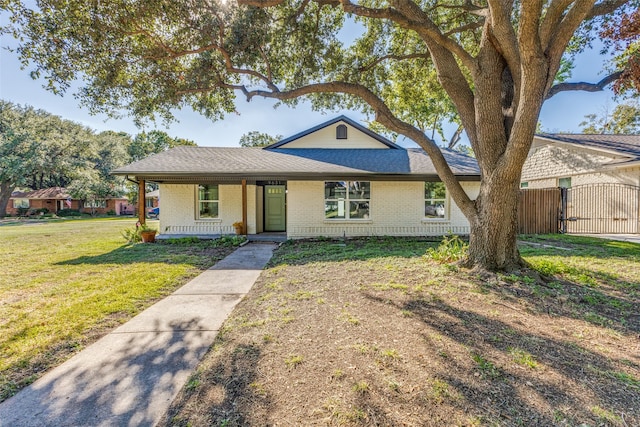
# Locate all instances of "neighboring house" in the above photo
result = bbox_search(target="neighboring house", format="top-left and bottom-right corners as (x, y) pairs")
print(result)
(145, 189), (160, 209)
(522, 134), (640, 233)
(113, 116), (480, 239)
(7, 187), (131, 216)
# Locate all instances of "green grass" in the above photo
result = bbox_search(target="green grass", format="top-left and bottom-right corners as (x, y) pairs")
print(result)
(0, 217), (238, 401)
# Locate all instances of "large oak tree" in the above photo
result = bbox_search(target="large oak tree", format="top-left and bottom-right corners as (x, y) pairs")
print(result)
(3, 0), (638, 270)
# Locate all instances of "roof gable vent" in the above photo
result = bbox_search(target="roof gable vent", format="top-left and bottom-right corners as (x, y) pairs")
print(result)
(336, 124), (347, 139)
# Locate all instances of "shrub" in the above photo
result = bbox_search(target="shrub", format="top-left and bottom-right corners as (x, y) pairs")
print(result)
(121, 226), (142, 243)
(33, 208), (49, 215)
(16, 207), (30, 217)
(57, 209), (81, 217)
(427, 234), (468, 263)
(106, 210), (116, 216)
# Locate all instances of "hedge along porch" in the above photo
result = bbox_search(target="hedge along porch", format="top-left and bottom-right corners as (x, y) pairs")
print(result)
(113, 116), (481, 239)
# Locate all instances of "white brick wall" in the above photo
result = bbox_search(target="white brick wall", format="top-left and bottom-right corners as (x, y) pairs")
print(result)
(159, 184), (257, 235)
(286, 180), (478, 238)
(160, 180), (479, 238)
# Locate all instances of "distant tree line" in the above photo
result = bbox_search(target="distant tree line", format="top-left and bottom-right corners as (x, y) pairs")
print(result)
(0, 100), (195, 217)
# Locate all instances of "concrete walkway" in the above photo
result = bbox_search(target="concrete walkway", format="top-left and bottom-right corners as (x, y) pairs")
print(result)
(0, 243), (277, 427)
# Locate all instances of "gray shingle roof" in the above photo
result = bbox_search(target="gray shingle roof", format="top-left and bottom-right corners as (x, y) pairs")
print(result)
(538, 134), (640, 157)
(113, 146), (479, 180)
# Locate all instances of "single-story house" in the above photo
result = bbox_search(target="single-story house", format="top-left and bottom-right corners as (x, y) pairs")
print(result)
(7, 187), (132, 216)
(522, 134), (640, 189)
(521, 134), (640, 234)
(145, 189), (160, 209)
(113, 116), (481, 239)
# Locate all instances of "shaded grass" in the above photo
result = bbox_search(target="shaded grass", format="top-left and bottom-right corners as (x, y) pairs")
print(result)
(163, 235), (639, 426)
(0, 218), (239, 401)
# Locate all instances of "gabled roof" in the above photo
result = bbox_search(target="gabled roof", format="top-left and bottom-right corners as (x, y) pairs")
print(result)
(265, 115), (402, 149)
(536, 133), (640, 158)
(112, 146), (480, 182)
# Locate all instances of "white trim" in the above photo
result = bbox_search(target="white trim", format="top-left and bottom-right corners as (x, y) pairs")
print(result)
(195, 184), (220, 220)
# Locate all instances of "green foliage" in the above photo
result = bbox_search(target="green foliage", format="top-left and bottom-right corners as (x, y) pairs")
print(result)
(56, 209), (81, 217)
(128, 130), (196, 162)
(427, 234), (468, 263)
(238, 131), (282, 147)
(471, 353), (501, 380)
(580, 101), (640, 134)
(121, 226), (142, 243)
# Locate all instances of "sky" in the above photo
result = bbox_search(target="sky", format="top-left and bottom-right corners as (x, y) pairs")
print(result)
(0, 29), (620, 148)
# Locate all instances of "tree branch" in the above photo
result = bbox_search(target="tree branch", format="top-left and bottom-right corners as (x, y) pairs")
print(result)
(545, 71), (622, 99)
(588, 0), (632, 18)
(540, 0), (574, 49)
(486, 1), (521, 95)
(241, 81), (476, 217)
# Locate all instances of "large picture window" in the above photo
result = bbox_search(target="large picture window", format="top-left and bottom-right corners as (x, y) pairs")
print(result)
(198, 184), (219, 219)
(425, 182), (446, 219)
(325, 181), (370, 220)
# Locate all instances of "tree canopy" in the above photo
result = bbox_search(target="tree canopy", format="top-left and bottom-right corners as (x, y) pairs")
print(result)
(580, 101), (640, 133)
(0, 100), (196, 216)
(239, 131), (283, 147)
(3, 0), (638, 270)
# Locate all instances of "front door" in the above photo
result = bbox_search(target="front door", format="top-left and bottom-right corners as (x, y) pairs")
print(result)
(265, 185), (286, 232)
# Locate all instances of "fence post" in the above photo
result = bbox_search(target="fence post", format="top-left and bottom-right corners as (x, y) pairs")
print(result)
(559, 187), (567, 234)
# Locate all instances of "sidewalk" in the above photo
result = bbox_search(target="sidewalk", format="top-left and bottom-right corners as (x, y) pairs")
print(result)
(0, 242), (277, 427)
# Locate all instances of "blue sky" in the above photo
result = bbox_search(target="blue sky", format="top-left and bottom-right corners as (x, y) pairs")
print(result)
(0, 31), (618, 148)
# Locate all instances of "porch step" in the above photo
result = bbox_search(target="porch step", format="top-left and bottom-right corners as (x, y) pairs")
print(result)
(247, 233), (288, 243)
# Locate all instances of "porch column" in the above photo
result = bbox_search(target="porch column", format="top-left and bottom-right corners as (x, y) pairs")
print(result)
(241, 179), (247, 235)
(138, 179), (146, 225)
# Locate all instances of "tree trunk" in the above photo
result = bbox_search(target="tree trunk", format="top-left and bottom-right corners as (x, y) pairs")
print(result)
(0, 182), (14, 218)
(466, 177), (523, 271)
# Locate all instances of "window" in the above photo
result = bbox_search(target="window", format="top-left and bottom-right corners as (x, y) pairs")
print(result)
(198, 184), (219, 219)
(558, 177), (572, 188)
(325, 181), (370, 220)
(146, 198), (154, 208)
(425, 182), (446, 219)
(13, 198), (29, 209)
(520, 182), (529, 188)
(336, 124), (347, 139)
(85, 199), (107, 208)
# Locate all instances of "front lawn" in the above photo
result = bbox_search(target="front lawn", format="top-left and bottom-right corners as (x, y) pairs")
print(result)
(0, 218), (240, 401)
(164, 235), (639, 426)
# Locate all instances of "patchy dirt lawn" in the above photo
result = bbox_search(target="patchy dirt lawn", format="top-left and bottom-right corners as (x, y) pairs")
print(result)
(163, 236), (639, 426)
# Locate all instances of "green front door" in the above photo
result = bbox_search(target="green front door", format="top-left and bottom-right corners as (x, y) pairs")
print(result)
(265, 185), (286, 232)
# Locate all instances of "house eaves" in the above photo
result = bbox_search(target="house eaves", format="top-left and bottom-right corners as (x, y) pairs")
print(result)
(534, 134), (640, 159)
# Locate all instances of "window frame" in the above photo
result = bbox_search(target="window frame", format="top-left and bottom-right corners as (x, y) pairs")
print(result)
(424, 181), (447, 220)
(196, 184), (220, 220)
(324, 181), (371, 220)
(85, 199), (107, 208)
(558, 177), (572, 188)
(13, 198), (29, 209)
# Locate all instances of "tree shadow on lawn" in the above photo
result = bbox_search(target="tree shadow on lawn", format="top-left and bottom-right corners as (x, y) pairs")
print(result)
(0, 318), (216, 426)
(55, 242), (232, 267)
(162, 343), (268, 426)
(376, 294), (640, 425)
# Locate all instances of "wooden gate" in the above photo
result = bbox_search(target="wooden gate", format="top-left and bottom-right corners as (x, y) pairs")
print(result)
(518, 188), (561, 234)
(564, 183), (640, 234)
